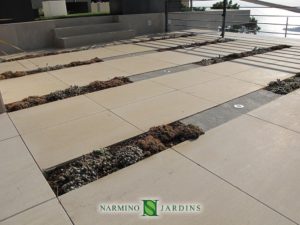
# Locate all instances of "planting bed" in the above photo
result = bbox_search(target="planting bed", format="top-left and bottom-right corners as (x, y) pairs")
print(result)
(45, 122), (203, 196)
(0, 33), (196, 63)
(0, 57), (103, 80)
(5, 76), (131, 112)
(157, 38), (234, 52)
(195, 45), (291, 66)
(266, 73), (300, 95)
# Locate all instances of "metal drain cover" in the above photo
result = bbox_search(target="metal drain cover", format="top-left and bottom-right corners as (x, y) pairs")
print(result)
(234, 104), (245, 109)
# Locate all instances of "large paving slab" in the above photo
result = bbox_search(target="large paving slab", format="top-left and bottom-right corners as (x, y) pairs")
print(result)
(198, 61), (255, 76)
(0, 199), (72, 225)
(234, 58), (300, 74)
(105, 43), (155, 54)
(22, 110), (142, 169)
(49, 62), (129, 86)
(182, 77), (261, 104)
(9, 95), (105, 135)
(60, 150), (294, 225)
(174, 115), (300, 223)
(151, 68), (221, 89)
(0, 137), (55, 221)
(28, 47), (122, 68)
(249, 93), (300, 133)
(0, 113), (18, 141)
(143, 51), (204, 65)
(0, 73), (68, 104)
(230, 67), (292, 86)
(112, 91), (215, 131)
(86, 80), (174, 110)
(104, 55), (176, 75)
(0, 61), (27, 73)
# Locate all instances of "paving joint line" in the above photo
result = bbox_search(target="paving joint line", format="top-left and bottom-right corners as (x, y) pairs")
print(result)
(246, 113), (300, 135)
(6, 114), (76, 224)
(0, 197), (56, 223)
(171, 148), (300, 225)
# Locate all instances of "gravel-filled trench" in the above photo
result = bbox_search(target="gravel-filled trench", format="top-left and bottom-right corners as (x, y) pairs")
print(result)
(45, 122), (203, 196)
(266, 73), (300, 94)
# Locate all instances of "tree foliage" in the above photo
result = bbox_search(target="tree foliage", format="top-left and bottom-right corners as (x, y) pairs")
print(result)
(211, 0), (240, 9)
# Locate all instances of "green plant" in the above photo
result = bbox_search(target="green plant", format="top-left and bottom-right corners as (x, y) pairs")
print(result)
(211, 0), (240, 9)
(227, 17), (261, 34)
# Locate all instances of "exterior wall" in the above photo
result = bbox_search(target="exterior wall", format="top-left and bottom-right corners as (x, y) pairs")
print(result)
(118, 13), (165, 35)
(168, 10), (251, 31)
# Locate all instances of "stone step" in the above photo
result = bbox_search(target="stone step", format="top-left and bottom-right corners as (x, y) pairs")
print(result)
(54, 22), (126, 38)
(54, 15), (117, 28)
(55, 29), (136, 48)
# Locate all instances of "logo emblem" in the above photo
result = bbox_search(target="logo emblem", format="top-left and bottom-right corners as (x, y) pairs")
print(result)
(143, 200), (158, 217)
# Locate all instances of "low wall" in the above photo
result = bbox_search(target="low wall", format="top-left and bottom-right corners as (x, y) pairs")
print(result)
(168, 10), (251, 31)
(0, 13), (164, 54)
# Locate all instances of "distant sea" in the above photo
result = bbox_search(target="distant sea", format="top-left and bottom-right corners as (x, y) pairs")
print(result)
(194, 0), (300, 39)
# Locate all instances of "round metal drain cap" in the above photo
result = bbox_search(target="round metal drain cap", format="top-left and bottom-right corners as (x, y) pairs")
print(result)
(234, 104), (245, 109)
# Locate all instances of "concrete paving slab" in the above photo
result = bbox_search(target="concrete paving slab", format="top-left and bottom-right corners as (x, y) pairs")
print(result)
(104, 56), (176, 75)
(27, 47), (123, 68)
(230, 68), (292, 86)
(174, 115), (300, 223)
(0, 137), (54, 221)
(86, 80), (174, 110)
(105, 44), (155, 54)
(151, 68), (221, 89)
(22, 111), (142, 169)
(49, 62), (129, 86)
(249, 55), (300, 69)
(143, 51), (204, 65)
(0, 113), (18, 141)
(17, 59), (38, 71)
(28, 53), (84, 68)
(249, 93), (300, 133)
(9, 95), (105, 135)
(0, 199), (72, 225)
(0, 73), (68, 104)
(112, 91), (215, 131)
(199, 61), (255, 76)
(234, 58), (300, 74)
(70, 47), (124, 60)
(60, 149), (294, 225)
(182, 77), (261, 104)
(0, 61), (27, 73)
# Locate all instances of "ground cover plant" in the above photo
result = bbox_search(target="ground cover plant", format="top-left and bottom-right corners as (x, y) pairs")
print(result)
(266, 73), (300, 94)
(5, 77), (131, 112)
(45, 122), (204, 196)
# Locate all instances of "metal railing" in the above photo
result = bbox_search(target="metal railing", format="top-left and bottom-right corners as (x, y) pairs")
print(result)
(165, 0), (300, 39)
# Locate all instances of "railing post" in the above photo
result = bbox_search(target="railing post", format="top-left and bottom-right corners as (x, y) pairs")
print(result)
(221, 0), (227, 38)
(285, 16), (289, 38)
(165, 0), (169, 33)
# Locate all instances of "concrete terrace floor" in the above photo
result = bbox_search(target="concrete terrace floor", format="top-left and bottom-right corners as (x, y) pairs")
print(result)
(0, 31), (300, 225)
